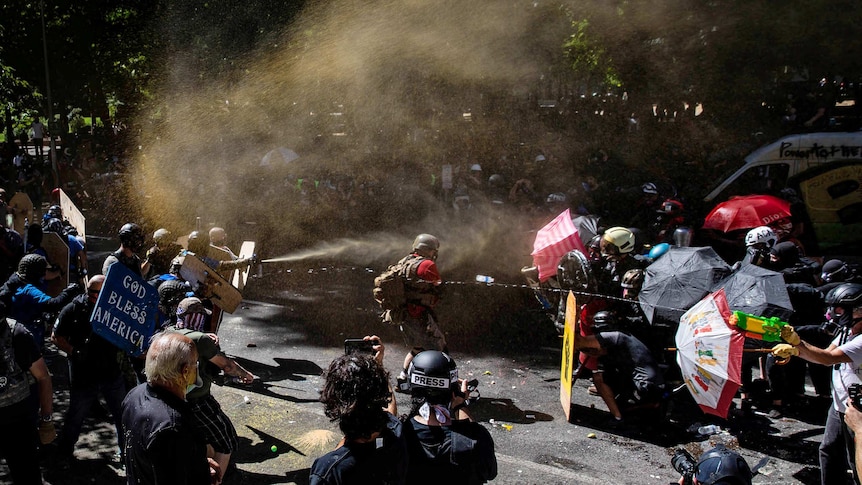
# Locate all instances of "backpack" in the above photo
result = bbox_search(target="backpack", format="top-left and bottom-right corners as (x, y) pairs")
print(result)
(0, 319), (31, 408)
(373, 255), (423, 319)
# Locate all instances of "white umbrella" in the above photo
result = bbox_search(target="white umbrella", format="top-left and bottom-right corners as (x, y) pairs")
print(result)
(261, 147), (300, 167)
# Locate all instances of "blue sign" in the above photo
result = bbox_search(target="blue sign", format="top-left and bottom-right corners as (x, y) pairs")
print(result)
(91, 263), (159, 357)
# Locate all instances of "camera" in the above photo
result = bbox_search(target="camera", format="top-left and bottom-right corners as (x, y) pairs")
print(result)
(453, 378), (480, 405)
(343, 338), (379, 355)
(671, 448), (697, 485)
(849, 383), (862, 411)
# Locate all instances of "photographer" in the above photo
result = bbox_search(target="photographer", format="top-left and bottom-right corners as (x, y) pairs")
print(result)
(402, 350), (497, 484)
(310, 336), (406, 485)
(672, 445), (752, 485)
(771, 283), (862, 485)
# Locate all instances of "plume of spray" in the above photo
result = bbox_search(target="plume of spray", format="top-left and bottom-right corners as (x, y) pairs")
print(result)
(129, 1), (565, 246)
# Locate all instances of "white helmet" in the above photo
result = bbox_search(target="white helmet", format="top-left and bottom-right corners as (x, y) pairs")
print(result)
(744, 226), (777, 248)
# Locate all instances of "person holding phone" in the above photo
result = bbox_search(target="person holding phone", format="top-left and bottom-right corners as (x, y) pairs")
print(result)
(310, 336), (406, 485)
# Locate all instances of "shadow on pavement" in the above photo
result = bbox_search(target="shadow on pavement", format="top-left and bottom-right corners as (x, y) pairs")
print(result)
(469, 397), (554, 425)
(225, 356), (322, 404)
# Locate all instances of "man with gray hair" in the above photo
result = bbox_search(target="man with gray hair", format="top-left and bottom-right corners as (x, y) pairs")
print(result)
(121, 332), (220, 485)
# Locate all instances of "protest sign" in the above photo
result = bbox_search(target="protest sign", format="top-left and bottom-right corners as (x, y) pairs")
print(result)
(91, 263), (159, 357)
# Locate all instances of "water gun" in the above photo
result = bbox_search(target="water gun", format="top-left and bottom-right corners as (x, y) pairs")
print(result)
(729, 311), (789, 342)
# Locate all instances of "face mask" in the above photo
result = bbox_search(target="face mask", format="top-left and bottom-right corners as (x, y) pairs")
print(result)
(185, 362), (203, 395)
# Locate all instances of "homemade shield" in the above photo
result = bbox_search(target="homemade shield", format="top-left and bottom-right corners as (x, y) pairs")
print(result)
(531, 209), (587, 282)
(676, 290), (743, 418)
(638, 246), (732, 325)
(702, 194), (791, 233)
(711, 263), (794, 321)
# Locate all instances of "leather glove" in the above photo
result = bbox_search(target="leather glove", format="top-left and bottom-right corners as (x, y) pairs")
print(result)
(39, 421), (56, 444)
(781, 325), (801, 346)
(772, 343), (799, 359)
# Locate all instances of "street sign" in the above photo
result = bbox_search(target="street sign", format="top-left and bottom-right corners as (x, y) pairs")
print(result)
(91, 262), (159, 357)
(560, 291), (577, 421)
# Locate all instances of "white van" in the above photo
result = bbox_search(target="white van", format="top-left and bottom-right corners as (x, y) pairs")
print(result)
(704, 131), (862, 252)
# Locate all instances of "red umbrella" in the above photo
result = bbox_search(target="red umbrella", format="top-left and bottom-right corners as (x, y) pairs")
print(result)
(702, 195), (791, 233)
(531, 209), (587, 282)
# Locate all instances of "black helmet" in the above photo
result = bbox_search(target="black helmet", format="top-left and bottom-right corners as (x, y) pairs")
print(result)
(42, 218), (63, 234)
(821, 259), (850, 283)
(187, 230), (209, 255)
(587, 234), (603, 263)
(825, 283), (862, 328)
(592, 311), (616, 332)
(694, 445), (753, 485)
(18, 254), (48, 281)
(47, 205), (62, 219)
(158, 279), (189, 312)
(407, 350), (457, 399)
(119, 223), (145, 251)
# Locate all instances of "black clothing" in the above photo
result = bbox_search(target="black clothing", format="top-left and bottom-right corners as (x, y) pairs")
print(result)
(595, 331), (666, 402)
(403, 418), (497, 485)
(309, 413), (408, 485)
(122, 383), (211, 485)
(54, 294), (123, 386)
(0, 228), (24, 284)
(104, 249), (143, 277)
(0, 321), (42, 485)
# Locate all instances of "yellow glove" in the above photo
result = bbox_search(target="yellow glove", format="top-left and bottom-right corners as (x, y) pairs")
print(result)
(772, 344), (799, 359)
(39, 421), (56, 444)
(781, 325), (801, 346)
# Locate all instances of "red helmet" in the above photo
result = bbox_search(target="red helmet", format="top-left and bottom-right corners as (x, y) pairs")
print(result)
(658, 199), (684, 216)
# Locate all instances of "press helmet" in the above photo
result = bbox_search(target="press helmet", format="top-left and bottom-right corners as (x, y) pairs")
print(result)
(600, 227), (635, 261)
(152, 228), (172, 246)
(412, 234), (440, 259)
(407, 350), (458, 401)
(744, 226), (777, 249)
(119, 223), (145, 251)
(824, 283), (862, 328)
(18, 254), (48, 281)
(694, 445), (753, 485)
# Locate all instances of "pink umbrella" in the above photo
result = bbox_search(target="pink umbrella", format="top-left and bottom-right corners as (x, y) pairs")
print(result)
(702, 194), (791, 233)
(531, 209), (587, 282)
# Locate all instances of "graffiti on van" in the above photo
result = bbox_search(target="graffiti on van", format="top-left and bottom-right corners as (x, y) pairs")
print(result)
(779, 142), (862, 160)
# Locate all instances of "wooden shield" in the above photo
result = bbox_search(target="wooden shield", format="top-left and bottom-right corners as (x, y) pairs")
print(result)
(59, 189), (85, 240)
(8, 192), (33, 235)
(179, 254), (242, 313)
(232, 241), (255, 291)
(42, 232), (70, 297)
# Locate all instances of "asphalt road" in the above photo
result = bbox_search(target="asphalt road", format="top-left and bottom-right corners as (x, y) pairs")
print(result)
(22, 256), (835, 485)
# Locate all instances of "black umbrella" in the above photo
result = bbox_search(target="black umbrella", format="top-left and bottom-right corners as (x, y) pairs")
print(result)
(639, 246), (732, 325)
(711, 263), (794, 321)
